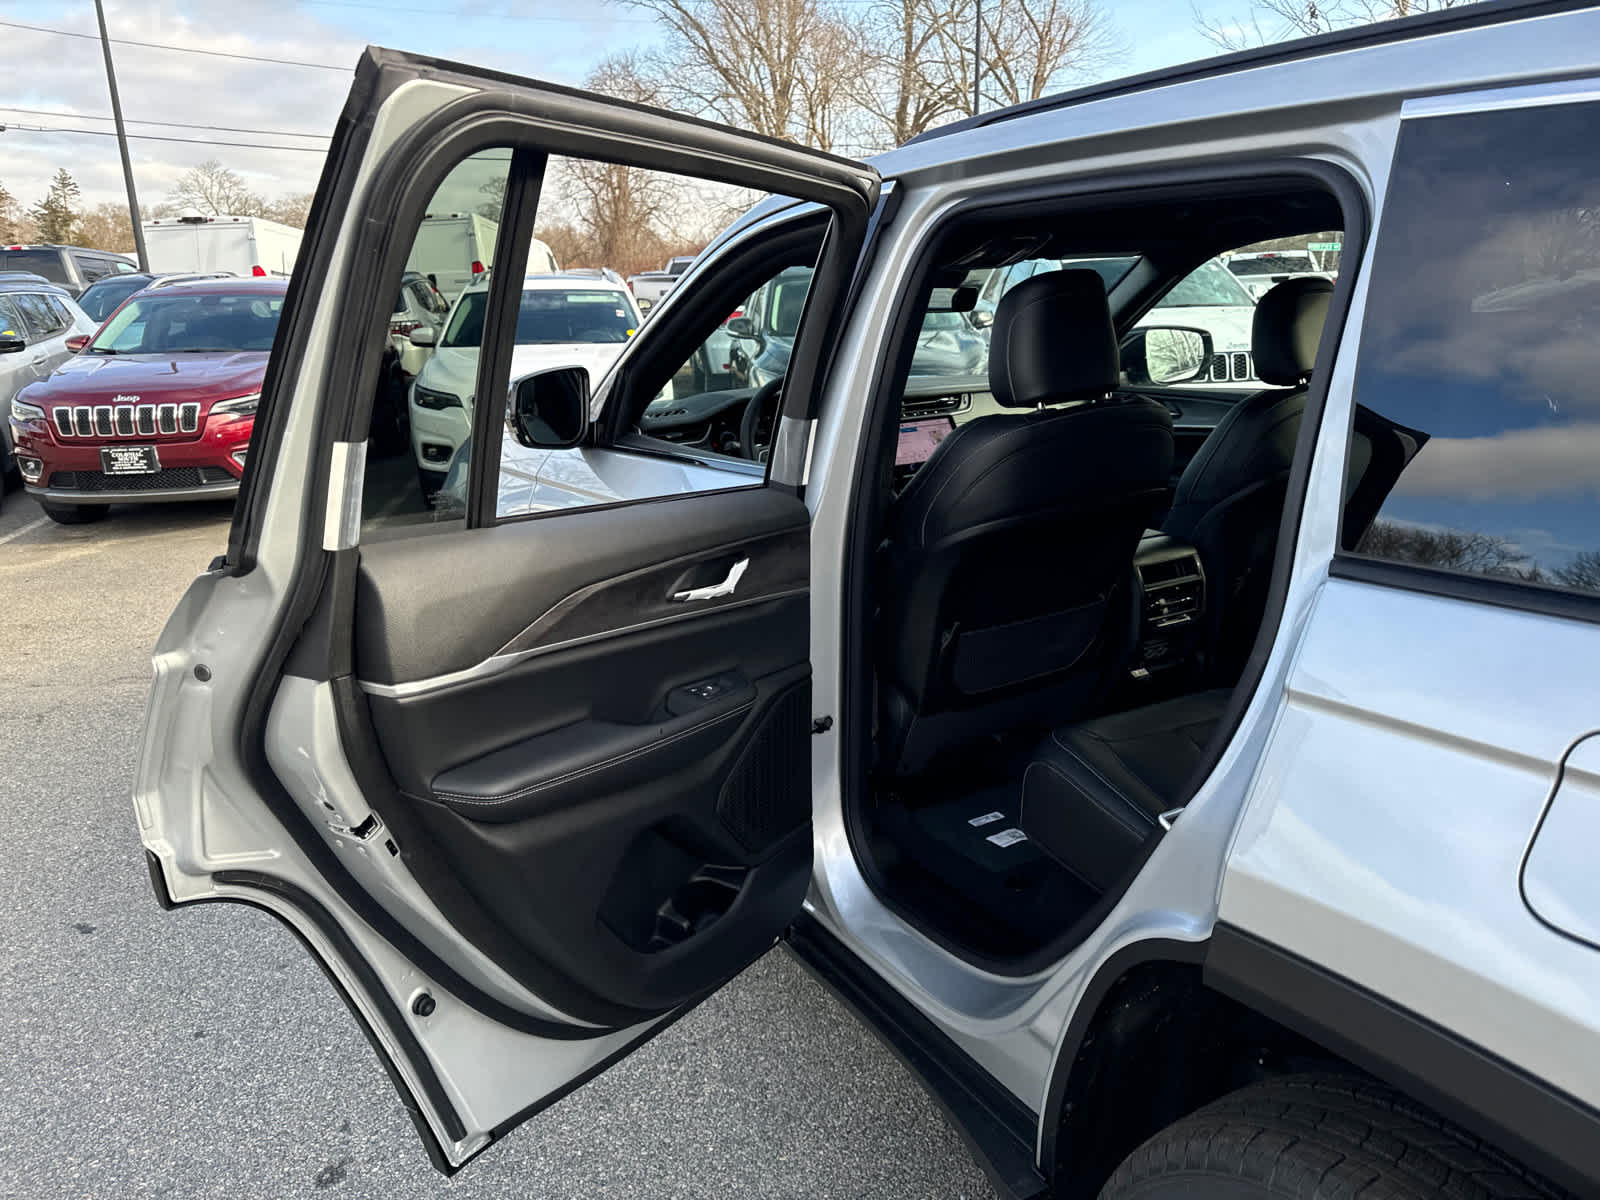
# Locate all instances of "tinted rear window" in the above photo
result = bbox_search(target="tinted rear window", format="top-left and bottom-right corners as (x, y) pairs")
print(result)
(1343, 99), (1600, 598)
(0, 249), (68, 283)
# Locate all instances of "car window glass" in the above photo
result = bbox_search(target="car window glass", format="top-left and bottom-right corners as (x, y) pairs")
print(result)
(45, 295), (77, 328)
(0, 249), (70, 285)
(1343, 99), (1600, 598)
(89, 290), (282, 353)
(0, 296), (27, 343)
(359, 150), (514, 531)
(13, 293), (64, 338)
(74, 255), (112, 283)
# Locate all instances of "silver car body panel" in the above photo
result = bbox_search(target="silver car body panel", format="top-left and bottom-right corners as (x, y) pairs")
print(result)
(803, 7), (1600, 1135)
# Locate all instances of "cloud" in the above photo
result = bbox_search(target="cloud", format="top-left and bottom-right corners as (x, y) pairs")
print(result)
(1, 0), (658, 221)
(1393, 420), (1600, 501)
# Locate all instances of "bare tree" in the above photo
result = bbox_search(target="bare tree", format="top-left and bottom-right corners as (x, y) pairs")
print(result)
(0, 178), (26, 243)
(1555, 551), (1600, 593)
(624, 0), (867, 150)
(1357, 521), (1543, 580)
(75, 201), (136, 252)
(978, 0), (1119, 110)
(856, 0), (973, 143)
(1197, 0), (1469, 50)
(262, 192), (315, 228)
(167, 160), (265, 217)
(537, 54), (682, 275)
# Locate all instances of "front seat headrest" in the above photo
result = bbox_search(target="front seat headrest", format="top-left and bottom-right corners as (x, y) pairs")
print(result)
(1253, 276), (1334, 386)
(989, 269), (1119, 408)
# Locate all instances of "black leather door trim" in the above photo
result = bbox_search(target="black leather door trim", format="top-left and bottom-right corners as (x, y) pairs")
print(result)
(497, 525), (808, 656)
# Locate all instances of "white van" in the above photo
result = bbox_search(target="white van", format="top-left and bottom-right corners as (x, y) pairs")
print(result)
(404, 214), (558, 301)
(142, 214), (303, 278)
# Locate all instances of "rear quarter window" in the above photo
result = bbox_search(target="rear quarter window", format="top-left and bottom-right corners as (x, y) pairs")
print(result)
(1342, 98), (1600, 600)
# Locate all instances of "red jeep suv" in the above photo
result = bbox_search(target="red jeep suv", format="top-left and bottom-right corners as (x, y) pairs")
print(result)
(8, 278), (285, 523)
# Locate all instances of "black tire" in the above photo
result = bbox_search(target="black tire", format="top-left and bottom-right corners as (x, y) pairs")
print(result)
(1099, 1074), (1567, 1200)
(40, 500), (109, 525)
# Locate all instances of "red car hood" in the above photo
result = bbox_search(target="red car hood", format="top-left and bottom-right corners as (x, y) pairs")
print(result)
(27, 352), (268, 407)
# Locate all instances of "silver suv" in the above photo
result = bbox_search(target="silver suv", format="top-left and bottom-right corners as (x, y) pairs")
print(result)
(1, 279), (97, 495)
(137, 4), (1600, 1197)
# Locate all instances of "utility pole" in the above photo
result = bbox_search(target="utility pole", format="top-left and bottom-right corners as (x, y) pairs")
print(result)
(94, 0), (149, 269)
(972, 0), (983, 116)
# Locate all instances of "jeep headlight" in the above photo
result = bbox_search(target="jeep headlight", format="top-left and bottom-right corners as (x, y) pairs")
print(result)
(212, 392), (261, 415)
(9, 397), (45, 423)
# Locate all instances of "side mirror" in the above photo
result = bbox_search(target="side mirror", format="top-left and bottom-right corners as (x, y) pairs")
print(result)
(408, 326), (437, 348)
(0, 333), (26, 355)
(507, 365), (589, 449)
(725, 316), (757, 339)
(968, 308), (995, 330)
(65, 334), (91, 353)
(1121, 325), (1215, 386)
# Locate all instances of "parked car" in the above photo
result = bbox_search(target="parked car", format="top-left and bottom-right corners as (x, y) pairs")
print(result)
(0, 243), (138, 297)
(7, 279), (285, 522)
(1222, 249), (1336, 299)
(627, 269), (676, 314)
(138, 10), (1600, 1200)
(407, 271), (644, 493)
(388, 269), (450, 376)
(1, 278), (98, 496)
(972, 255), (1260, 387)
(76, 272), (236, 324)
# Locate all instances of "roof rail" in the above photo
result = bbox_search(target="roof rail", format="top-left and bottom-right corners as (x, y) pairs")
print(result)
(906, 0), (1594, 147)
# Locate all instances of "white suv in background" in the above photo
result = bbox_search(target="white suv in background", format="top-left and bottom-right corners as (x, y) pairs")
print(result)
(407, 271), (645, 492)
(0, 280), (97, 496)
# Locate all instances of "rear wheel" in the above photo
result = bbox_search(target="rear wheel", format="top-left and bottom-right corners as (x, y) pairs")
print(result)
(40, 501), (109, 525)
(1099, 1074), (1565, 1200)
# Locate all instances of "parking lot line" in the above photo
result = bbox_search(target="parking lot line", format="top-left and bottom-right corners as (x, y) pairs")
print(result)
(0, 515), (48, 547)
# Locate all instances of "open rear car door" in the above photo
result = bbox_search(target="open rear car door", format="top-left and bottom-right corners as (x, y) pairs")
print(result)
(134, 48), (878, 1172)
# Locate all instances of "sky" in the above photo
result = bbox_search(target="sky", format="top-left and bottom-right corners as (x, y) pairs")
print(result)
(0, 0), (1246, 218)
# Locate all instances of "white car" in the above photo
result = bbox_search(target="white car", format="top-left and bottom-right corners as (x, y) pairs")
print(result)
(408, 272), (645, 490)
(0, 280), (97, 496)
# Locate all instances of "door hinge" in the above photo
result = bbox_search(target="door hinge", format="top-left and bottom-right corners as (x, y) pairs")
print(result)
(811, 715), (834, 735)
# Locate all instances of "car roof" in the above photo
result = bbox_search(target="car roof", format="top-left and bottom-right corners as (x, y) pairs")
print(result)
(0, 274), (72, 295)
(521, 273), (626, 289)
(140, 277), (290, 296)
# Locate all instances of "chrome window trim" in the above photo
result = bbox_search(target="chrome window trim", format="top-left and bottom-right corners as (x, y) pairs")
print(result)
(1402, 76), (1600, 120)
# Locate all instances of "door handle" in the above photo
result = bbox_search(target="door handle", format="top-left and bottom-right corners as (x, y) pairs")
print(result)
(672, 557), (749, 602)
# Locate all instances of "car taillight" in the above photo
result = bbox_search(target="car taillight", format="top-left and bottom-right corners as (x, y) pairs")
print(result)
(65, 334), (91, 352)
(390, 320), (422, 336)
(251, 265), (266, 277)
(724, 309), (743, 323)
(471, 260), (484, 275)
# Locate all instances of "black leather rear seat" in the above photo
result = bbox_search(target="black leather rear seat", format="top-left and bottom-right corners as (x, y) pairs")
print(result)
(1019, 689), (1231, 892)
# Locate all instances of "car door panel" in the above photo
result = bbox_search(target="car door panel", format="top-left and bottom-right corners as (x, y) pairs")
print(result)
(131, 45), (877, 1171)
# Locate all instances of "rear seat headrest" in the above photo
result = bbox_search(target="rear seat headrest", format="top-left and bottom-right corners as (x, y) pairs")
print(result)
(989, 269), (1119, 408)
(1252, 276), (1334, 386)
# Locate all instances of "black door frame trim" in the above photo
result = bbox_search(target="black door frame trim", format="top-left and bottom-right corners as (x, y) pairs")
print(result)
(784, 913), (1049, 1200)
(1206, 922), (1600, 1196)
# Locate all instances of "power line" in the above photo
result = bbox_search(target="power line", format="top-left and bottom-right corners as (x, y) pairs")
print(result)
(0, 105), (330, 141)
(1, 122), (331, 154)
(301, 0), (657, 23)
(0, 18), (351, 72)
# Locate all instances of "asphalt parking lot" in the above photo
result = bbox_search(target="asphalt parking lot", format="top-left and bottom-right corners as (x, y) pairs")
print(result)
(0, 491), (998, 1200)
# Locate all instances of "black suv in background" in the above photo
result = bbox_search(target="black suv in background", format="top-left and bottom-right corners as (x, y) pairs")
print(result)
(0, 244), (139, 297)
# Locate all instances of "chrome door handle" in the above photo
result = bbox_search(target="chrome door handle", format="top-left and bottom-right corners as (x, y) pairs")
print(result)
(672, 557), (749, 602)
